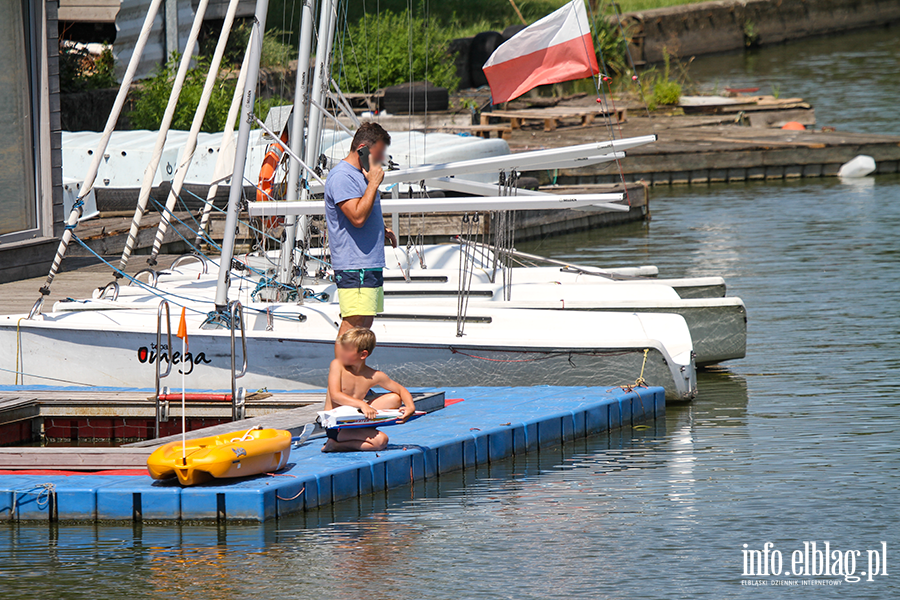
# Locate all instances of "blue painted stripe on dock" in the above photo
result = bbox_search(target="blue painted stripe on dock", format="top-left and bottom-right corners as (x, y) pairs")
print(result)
(1, 385), (664, 522)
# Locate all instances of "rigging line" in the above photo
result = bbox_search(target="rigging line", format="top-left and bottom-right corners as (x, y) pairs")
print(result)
(422, 0), (429, 162)
(586, 5), (629, 147)
(376, 0), (380, 90)
(579, 1), (630, 198)
(68, 236), (213, 314)
(143, 196), (299, 292)
(281, 0), (297, 102)
(337, 0), (366, 105)
(68, 234), (323, 327)
(362, 0), (369, 93)
(407, 0), (413, 161)
(607, 0), (655, 123)
(0, 365), (98, 387)
(583, 1), (628, 141)
(178, 185), (333, 269)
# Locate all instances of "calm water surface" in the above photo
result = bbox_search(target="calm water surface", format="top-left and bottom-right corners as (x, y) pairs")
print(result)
(3, 32), (900, 600)
(688, 24), (900, 135)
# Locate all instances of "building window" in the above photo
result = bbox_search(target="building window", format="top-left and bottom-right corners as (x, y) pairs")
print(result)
(0, 0), (38, 238)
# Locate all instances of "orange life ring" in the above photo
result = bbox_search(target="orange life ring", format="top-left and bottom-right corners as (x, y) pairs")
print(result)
(257, 131), (288, 229)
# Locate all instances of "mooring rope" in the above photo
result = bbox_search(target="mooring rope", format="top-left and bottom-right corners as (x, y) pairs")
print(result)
(621, 348), (651, 392)
(10, 483), (56, 517)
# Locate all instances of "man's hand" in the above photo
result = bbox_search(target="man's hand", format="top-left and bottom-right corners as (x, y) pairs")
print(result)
(385, 228), (398, 248)
(360, 403), (377, 420)
(363, 163), (384, 187)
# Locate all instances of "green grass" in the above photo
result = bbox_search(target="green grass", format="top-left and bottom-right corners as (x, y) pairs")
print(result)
(612, 0), (709, 12)
(266, 0), (711, 42)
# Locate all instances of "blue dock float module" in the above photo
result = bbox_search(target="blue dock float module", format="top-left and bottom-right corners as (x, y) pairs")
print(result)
(1, 385), (665, 523)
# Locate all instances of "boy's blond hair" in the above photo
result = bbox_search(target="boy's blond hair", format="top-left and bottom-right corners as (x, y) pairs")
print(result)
(340, 327), (376, 354)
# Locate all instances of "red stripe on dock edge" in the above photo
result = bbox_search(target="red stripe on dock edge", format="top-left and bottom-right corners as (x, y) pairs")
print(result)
(3, 402), (468, 477)
(0, 469), (149, 476)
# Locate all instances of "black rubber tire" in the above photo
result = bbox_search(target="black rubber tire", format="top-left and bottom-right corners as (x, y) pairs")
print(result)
(381, 81), (449, 114)
(448, 37), (473, 89)
(93, 183), (246, 213)
(516, 176), (541, 191)
(468, 31), (504, 88)
(501, 24), (527, 42)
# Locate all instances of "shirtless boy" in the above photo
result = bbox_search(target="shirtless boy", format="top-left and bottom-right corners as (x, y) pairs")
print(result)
(323, 327), (416, 452)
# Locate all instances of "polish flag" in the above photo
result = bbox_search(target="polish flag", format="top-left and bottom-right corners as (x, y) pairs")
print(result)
(482, 0), (599, 104)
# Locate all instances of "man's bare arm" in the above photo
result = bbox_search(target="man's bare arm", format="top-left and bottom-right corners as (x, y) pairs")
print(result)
(337, 164), (384, 227)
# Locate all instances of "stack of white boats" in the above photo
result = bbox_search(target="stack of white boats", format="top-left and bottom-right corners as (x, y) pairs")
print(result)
(0, 0), (747, 402)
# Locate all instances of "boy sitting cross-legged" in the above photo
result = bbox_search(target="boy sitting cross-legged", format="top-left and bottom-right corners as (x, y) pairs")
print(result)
(322, 327), (416, 452)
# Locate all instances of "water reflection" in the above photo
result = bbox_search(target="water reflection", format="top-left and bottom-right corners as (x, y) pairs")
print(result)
(687, 24), (900, 136)
(4, 161), (900, 597)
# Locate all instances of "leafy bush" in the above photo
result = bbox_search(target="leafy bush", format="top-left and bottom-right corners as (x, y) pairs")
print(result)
(129, 53), (288, 132)
(208, 23), (296, 70)
(652, 79), (681, 107)
(337, 10), (460, 93)
(644, 52), (683, 109)
(59, 44), (117, 93)
(592, 15), (630, 77)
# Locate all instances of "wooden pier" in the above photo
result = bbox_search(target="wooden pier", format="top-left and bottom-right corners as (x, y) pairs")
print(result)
(502, 98), (900, 186)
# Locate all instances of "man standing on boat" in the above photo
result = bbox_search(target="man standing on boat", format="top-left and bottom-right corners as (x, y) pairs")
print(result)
(324, 122), (396, 353)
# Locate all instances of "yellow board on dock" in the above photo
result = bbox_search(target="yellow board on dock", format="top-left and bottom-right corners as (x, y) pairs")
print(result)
(147, 428), (291, 486)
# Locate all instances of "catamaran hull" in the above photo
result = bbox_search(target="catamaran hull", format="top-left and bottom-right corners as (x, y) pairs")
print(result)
(0, 323), (695, 400)
(476, 301), (745, 365)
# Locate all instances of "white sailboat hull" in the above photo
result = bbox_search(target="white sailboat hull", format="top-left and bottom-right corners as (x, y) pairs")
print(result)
(0, 305), (697, 400)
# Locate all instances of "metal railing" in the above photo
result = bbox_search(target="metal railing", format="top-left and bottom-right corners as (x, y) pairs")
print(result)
(154, 299), (173, 438)
(130, 268), (159, 287)
(171, 253), (208, 274)
(229, 300), (248, 421)
(97, 281), (120, 301)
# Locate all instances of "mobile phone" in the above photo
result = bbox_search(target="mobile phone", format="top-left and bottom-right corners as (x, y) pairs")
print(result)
(357, 146), (371, 171)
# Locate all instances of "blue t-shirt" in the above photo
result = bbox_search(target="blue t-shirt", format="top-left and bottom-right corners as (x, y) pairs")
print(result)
(323, 160), (386, 270)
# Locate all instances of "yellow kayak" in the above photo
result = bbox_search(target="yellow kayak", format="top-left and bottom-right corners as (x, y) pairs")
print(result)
(147, 427), (292, 486)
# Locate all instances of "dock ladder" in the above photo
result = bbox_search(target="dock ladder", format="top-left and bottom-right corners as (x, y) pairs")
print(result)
(152, 299), (249, 439)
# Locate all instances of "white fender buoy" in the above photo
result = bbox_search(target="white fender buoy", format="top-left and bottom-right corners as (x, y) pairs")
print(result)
(837, 155), (876, 178)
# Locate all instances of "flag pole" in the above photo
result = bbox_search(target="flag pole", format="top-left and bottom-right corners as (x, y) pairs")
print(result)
(181, 332), (186, 464)
(176, 306), (189, 465)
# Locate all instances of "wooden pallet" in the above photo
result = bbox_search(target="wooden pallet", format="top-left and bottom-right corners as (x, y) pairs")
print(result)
(481, 106), (628, 132)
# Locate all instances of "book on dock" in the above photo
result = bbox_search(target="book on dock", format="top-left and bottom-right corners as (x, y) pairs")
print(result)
(317, 406), (425, 429)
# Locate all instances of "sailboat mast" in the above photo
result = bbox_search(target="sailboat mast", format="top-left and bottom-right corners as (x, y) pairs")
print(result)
(277, 0), (317, 285)
(214, 0), (270, 311)
(296, 0), (337, 234)
(304, 0), (338, 177)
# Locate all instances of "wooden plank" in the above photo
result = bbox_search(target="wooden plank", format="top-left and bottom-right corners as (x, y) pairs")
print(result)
(483, 107), (626, 132)
(0, 447), (152, 469)
(58, 6), (120, 23)
(125, 405), (324, 448)
(126, 391), (445, 448)
(0, 390), (326, 423)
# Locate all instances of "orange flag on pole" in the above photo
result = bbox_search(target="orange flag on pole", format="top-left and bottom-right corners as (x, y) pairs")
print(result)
(176, 306), (189, 352)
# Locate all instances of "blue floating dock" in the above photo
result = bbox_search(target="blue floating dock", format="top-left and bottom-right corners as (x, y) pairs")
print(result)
(0, 385), (664, 522)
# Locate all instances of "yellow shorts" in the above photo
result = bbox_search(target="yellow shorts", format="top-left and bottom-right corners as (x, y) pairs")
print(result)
(337, 286), (384, 317)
